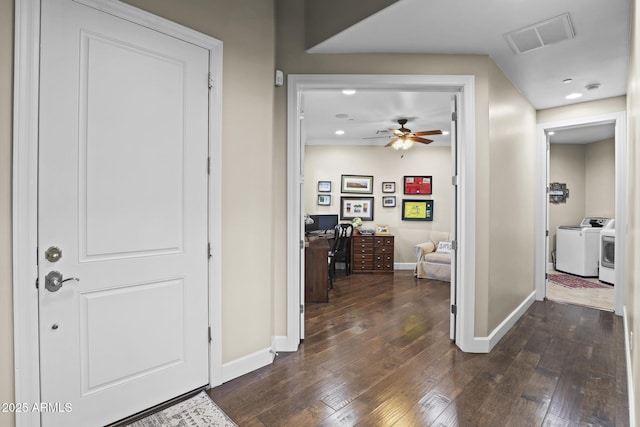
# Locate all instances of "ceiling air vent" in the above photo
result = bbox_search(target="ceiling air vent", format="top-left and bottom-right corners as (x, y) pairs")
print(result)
(504, 13), (575, 54)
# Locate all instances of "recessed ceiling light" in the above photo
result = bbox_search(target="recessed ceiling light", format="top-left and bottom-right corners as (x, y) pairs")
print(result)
(585, 82), (601, 91)
(548, 131), (555, 135)
(335, 130), (345, 135)
(442, 131), (450, 136)
(342, 89), (356, 95)
(335, 113), (349, 119)
(563, 78), (573, 84)
(565, 92), (582, 100)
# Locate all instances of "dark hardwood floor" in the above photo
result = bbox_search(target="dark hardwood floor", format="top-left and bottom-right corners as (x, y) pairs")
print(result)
(208, 271), (629, 426)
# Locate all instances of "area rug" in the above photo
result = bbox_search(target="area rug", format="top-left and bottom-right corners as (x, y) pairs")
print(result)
(127, 391), (237, 427)
(548, 273), (611, 289)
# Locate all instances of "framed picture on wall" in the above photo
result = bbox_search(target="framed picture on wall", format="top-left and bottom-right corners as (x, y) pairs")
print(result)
(403, 176), (432, 195)
(382, 182), (396, 193)
(402, 199), (433, 221)
(317, 194), (331, 206)
(340, 196), (374, 220)
(318, 181), (331, 192)
(382, 196), (396, 207)
(341, 175), (373, 194)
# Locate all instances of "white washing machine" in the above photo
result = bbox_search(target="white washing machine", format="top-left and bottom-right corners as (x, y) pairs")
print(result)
(599, 226), (615, 284)
(556, 217), (613, 277)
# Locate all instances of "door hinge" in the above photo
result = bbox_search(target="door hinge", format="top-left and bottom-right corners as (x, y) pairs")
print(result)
(208, 242), (212, 259)
(208, 73), (213, 89)
(35, 277), (39, 289)
(300, 304), (304, 314)
(451, 111), (458, 121)
(545, 273), (548, 280)
(208, 326), (212, 343)
(451, 240), (457, 251)
(546, 230), (549, 237)
(300, 240), (305, 250)
(207, 157), (211, 175)
(451, 175), (459, 186)
(451, 304), (457, 315)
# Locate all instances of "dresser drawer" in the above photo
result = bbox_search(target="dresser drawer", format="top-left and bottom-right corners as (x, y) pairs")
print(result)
(374, 245), (393, 255)
(374, 236), (394, 246)
(353, 253), (373, 262)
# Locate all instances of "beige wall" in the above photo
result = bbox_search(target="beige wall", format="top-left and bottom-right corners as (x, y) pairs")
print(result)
(304, 0), (399, 49)
(0, 0), (14, 425)
(548, 144), (587, 260)
(537, 96), (627, 123)
(277, 0), (537, 337)
(305, 145), (452, 263)
(485, 60), (537, 333)
(585, 139), (616, 217)
(626, 0), (640, 421)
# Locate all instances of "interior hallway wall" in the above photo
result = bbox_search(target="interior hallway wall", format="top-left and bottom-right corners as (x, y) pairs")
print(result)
(585, 138), (616, 218)
(0, 1), (14, 426)
(276, 0), (537, 338)
(625, 0), (640, 421)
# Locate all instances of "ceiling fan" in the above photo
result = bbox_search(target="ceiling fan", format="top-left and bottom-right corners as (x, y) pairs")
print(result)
(380, 119), (443, 150)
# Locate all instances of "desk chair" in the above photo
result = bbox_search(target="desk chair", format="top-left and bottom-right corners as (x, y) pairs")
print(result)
(329, 223), (353, 289)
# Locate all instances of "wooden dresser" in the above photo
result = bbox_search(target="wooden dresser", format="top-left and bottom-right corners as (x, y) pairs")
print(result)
(350, 235), (394, 273)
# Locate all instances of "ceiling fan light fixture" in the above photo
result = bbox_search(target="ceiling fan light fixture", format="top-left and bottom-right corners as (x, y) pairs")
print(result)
(402, 139), (415, 150)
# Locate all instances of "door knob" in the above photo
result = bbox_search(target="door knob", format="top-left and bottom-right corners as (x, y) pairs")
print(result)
(45, 271), (79, 292)
(44, 246), (63, 263)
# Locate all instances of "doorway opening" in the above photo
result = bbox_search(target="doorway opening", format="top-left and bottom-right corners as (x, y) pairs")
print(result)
(284, 74), (479, 354)
(535, 112), (627, 315)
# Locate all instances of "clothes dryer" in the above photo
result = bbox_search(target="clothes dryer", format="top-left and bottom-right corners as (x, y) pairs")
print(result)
(599, 228), (615, 284)
(556, 217), (613, 277)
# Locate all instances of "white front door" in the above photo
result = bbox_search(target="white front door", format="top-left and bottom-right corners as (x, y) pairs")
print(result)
(38, 1), (210, 425)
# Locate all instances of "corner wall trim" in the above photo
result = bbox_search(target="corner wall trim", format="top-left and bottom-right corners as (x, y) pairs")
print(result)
(465, 291), (537, 353)
(222, 347), (275, 383)
(624, 306), (636, 427)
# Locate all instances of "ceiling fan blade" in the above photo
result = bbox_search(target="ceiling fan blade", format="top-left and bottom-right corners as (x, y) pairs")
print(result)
(410, 136), (433, 144)
(413, 130), (443, 136)
(390, 129), (404, 136)
(385, 138), (399, 147)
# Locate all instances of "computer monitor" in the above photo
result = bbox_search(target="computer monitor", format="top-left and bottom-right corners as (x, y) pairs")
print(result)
(306, 214), (339, 234)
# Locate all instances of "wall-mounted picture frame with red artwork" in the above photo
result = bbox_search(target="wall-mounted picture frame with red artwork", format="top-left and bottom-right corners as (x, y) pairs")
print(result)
(403, 176), (432, 195)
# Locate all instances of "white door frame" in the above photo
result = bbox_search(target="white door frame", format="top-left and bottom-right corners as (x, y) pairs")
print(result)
(284, 74), (479, 353)
(12, 1), (223, 425)
(535, 111), (627, 315)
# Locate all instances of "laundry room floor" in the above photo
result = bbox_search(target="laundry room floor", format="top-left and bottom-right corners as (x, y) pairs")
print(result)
(546, 269), (614, 311)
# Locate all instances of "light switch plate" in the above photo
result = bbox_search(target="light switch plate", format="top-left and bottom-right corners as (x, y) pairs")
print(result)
(275, 69), (284, 87)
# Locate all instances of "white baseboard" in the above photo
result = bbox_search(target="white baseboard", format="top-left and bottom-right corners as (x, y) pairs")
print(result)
(465, 291), (537, 353)
(395, 262), (416, 271)
(221, 346), (275, 383)
(624, 306), (636, 427)
(273, 335), (296, 353)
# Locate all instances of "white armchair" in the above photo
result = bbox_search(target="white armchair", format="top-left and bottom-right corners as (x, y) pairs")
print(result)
(414, 231), (452, 282)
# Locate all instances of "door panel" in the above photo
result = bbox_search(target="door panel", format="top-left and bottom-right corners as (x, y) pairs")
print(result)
(39, 1), (210, 425)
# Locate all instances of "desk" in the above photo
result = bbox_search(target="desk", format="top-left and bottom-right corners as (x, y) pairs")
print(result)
(305, 237), (330, 303)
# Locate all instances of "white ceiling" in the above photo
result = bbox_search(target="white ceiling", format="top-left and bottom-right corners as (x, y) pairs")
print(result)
(304, 0), (629, 147)
(305, 90), (454, 146)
